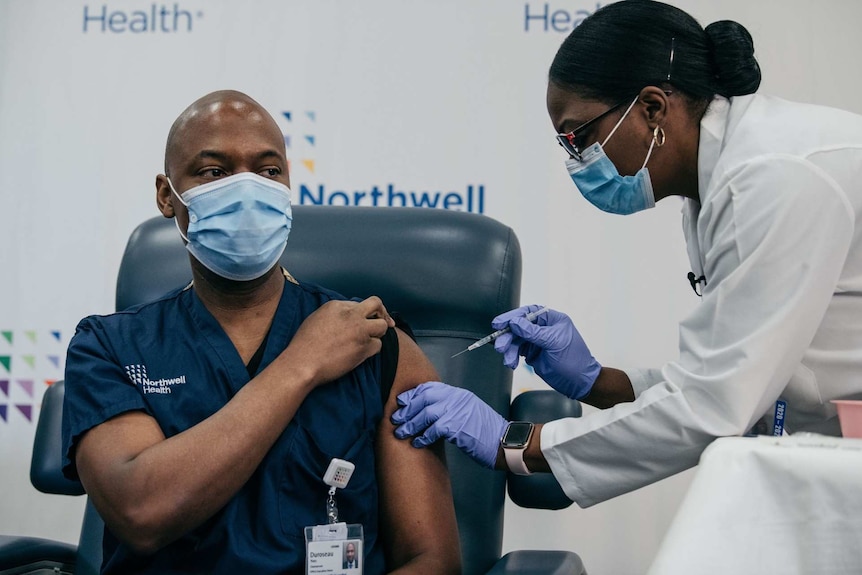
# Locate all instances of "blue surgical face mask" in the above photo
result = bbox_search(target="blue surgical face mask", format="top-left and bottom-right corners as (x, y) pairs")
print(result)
(167, 172), (293, 281)
(565, 97), (657, 215)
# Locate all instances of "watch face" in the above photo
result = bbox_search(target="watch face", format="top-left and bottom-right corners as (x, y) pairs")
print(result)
(502, 422), (533, 448)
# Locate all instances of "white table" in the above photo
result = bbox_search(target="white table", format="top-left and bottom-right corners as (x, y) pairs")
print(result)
(648, 435), (862, 575)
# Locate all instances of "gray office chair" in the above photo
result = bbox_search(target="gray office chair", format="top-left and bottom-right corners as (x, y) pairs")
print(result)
(0, 206), (586, 575)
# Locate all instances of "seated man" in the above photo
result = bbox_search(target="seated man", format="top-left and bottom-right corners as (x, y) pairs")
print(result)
(61, 90), (461, 574)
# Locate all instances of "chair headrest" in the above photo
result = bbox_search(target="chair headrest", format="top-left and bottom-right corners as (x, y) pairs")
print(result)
(116, 206), (522, 336)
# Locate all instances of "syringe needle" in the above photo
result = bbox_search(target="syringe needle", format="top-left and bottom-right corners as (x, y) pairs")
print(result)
(450, 307), (549, 358)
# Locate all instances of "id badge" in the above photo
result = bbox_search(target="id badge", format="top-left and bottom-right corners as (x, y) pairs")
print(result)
(305, 522), (364, 575)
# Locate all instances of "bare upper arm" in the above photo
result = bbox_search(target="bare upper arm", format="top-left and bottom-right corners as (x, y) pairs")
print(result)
(74, 412), (166, 533)
(76, 411), (166, 488)
(375, 328), (461, 573)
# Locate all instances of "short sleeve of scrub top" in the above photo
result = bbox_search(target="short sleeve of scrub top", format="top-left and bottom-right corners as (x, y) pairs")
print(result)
(62, 314), (151, 480)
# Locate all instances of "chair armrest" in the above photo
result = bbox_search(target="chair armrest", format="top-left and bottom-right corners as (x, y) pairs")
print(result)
(0, 535), (76, 574)
(507, 390), (581, 510)
(30, 381), (85, 496)
(486, 550), (586, 575)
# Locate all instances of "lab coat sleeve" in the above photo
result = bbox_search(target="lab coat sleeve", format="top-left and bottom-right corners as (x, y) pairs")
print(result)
(542, 155), (854, 507)
(624, 367), (665, 398)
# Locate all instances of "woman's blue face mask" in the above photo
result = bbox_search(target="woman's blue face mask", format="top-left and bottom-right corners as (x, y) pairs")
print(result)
(564, 97), (657, 215)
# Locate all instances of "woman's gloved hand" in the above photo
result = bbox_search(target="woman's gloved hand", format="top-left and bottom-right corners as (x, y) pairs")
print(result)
(391, 381), (507, 469)
(493, 304), (601, 400)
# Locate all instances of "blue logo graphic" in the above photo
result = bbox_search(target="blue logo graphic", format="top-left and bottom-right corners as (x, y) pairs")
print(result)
(83, 4), (203, 33)
(279, 110), (486, 214)
(281, 110), (317, 176)
(299, 184), (484, 212)
(524, 2), (603, 33)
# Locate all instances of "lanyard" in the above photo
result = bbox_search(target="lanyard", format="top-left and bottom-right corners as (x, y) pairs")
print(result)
(772, 399), (787, 436)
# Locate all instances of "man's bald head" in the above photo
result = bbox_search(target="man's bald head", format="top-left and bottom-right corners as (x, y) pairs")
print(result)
(163, 90), (284, 176)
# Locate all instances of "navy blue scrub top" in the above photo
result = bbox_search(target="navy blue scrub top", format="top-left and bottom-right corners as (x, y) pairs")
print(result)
(62, 277), (387, 574)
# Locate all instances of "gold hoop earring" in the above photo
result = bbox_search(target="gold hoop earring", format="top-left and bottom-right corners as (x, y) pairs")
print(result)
(653, 126), (666, 147)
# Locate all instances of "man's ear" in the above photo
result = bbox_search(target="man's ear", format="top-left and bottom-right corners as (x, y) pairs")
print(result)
(156, 174), (174, 218)
(638, 86), (670, 129)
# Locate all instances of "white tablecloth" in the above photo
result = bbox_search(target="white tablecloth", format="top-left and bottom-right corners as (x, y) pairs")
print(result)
(647, 435), (862, 575)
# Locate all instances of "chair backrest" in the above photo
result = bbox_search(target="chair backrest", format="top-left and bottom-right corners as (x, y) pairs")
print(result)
(115, 206), (522, 574)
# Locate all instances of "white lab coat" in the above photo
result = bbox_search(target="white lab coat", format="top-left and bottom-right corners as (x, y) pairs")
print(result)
(542, 94), (862, 507)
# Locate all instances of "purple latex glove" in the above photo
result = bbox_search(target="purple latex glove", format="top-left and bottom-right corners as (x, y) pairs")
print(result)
(391, 381), (507, 469)
(492, 304), (601, 400)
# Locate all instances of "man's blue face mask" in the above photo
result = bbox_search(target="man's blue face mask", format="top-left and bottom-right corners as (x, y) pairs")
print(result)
(564, 97), (658, 215)
(168, 172), (293, 281)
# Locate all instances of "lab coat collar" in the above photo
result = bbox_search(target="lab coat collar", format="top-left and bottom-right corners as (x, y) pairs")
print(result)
(681, 96), (731, 284)
(697, 96), (731, 197)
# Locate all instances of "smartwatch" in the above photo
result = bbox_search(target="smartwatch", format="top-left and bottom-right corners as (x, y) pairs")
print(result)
(501, 421), (534, 476)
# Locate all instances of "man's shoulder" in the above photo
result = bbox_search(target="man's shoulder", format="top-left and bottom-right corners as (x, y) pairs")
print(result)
(290, 276), (350, 304)
(74, 286), (189, 334)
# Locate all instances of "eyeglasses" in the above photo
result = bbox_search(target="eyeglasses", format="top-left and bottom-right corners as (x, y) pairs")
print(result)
(555, 100), (629, 160)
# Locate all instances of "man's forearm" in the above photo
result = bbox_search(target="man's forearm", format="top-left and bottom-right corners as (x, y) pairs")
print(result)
(78, 350), (316, 554)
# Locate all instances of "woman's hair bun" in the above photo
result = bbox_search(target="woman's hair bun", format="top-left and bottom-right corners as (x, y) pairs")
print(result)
(705, 20), (761, 96)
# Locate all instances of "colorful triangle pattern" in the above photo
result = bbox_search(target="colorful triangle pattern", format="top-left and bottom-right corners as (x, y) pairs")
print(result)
(22, 355), (36, 369)
(0, 380), (7, 397)
(302, 159), (315, 173)
(15, 404), (32, 422)
(0, 356), (9, 373)
(282, 111), (292, 122)
(1, 331), (12, 345)
(17, 379), (34, 398)
(51, 331), (61, 342)
(0, 405), (6, 422)
(25, 331), (37, 344)
(47, 355), (60, 369)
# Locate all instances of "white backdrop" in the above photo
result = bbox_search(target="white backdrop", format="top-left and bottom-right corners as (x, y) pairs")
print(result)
(2, 1), (861, 573)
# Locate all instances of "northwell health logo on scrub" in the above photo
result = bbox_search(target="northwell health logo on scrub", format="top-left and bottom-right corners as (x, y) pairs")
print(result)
(281, 110), (486, 213)
(125, 364), (187, 395)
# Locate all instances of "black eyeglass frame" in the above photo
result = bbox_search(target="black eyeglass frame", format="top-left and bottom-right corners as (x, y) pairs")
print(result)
(555, 89), (674, 160)
(555, 99), (630, 160)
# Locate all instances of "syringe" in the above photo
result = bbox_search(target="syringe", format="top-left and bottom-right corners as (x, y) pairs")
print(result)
(451, 307), (549, 358)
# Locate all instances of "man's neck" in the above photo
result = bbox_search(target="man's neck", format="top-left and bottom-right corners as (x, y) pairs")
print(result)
(191, 263), (284, 310)
(191, 262), (286, 363)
